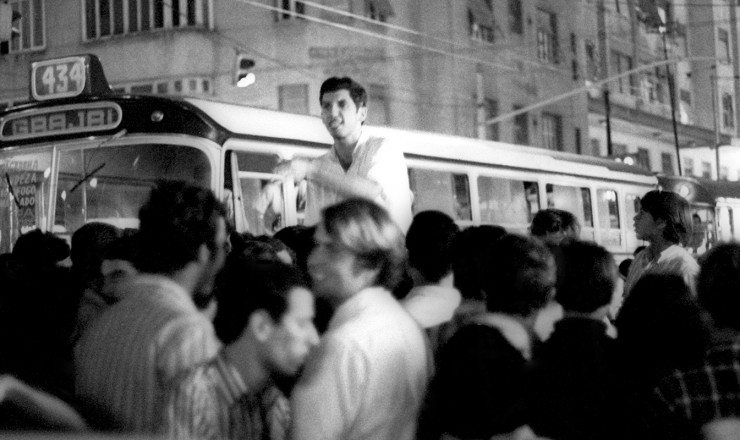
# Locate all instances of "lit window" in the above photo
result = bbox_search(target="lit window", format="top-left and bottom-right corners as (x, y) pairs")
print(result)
(83, 0), (212, 41)
(2, 0), (45, 54)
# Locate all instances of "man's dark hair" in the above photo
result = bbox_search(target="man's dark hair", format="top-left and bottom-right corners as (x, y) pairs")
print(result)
(480, 234), (555, 317)
(136, 181), (226, 274)
(319, 77), (367, 108)
(639, 190), (692, 245)
(451, 225), (507, 301)
(697, 243), (740, 331)
(71, 222), (122, 279)
(530, 209), (564, 237)
(214, 258), (309, 344)
(406, 210), (459, 283)
(12, 229), (70, 266)
(554, 241), (616, 313)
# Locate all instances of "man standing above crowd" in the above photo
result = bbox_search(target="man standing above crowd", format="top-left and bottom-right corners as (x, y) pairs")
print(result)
(275, 77), (413, 232)
(75, 181), (227, 432)
(289, 198), (431, 440)
(165, 260), (319, 440)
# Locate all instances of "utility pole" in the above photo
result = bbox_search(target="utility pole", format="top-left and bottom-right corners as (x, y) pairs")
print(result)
(711, 65), (721, 180)
(596, 0), (612, 156)
(659, 22), (682, 176)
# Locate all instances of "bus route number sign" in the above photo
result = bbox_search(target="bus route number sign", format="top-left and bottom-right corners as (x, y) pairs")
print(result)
(31, 57), (87, 101)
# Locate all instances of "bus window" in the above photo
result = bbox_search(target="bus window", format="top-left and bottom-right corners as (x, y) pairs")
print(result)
(477, 176), (539, 230)
(625, 193), (642, 253)
(55, 144), (210, 238)
(596, 189), (621, 247)
(0, 150), (53, 253)
(718, 206), (733, 242)
(231, 151), (285, 236)
(546, 184), (594, 240)
(409, 168), (471, 221)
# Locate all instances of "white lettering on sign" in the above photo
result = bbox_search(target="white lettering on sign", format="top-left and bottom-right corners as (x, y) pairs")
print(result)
(0, 102), (122, 141)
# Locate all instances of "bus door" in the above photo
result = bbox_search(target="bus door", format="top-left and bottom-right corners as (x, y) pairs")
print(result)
(0, 146), (54, 253)
(225, 149), (291, 236)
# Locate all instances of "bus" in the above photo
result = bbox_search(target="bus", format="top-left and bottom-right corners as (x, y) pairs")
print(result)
(0, 54), (657, 259)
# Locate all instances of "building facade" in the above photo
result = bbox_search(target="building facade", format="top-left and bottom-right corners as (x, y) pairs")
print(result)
(0, 0), (738, 175)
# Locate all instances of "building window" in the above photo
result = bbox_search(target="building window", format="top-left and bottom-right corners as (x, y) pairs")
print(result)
(642, 67), (665, 103)
(612, 143), (628, 158)
(275, 0), (305, 21)
(468, 0), (495, 44)
(1, 0), (44, 54)
(661, 153), (674, 175)
(536, 9), (558, 63)
(722, 93), (734, 128)
(364, 0), (393, 22)
(590, 138), (601, 156)
(702, 161), (712, 179)
(83, 0), (211, 40)
(610, 51), (635, 95)
(684, 157), (694, 176)
(636, 148), (651, 171)
(585, 41), (598, 80)
(575, 127), (582, 154)
(719, 28), (730, 62)
(542, 113), (563, 150)
(278, 84), (309, 115)
(113, 77), (212, 95)
(509, 0), (522, 34)
(367, 84), (389, 126)
(679, 89), (691, 106)
(720, 166), (729, 181)
(513, 107), (529, 145)
(484, 98), (499, 141)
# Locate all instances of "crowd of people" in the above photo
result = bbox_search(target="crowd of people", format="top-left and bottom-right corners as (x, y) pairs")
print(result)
(0, 182), (737, 439)
(1, 75), (739, 440)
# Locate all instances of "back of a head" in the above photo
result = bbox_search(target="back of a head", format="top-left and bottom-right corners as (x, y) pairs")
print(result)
(616, 273), (709, 378)
(319, 76), (367, 108)
(214, 258), (308, 345)
(640, 190), (692, 245)
(321, 198), (406, 291)
(12, 229), (70, 267)
(451, 225), (507, 300)
(530, 209), (563, 238)
(274, 225), (316, 273)
(480, 234), (555, 317)
(406, 210), (459, 283)
(71, 222), (122, 276)
(137, 181), (226, 274)
(697, 243), (740, 331)
(554, 240), (617, 313)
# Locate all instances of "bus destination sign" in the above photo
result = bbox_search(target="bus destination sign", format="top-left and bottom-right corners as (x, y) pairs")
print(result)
(31, 56), (89, 101)
(0, 102), (122, 141)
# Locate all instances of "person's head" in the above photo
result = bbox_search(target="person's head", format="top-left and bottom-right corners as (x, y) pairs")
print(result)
(253, 235), (296, 265)
(451, 225), (507, 301)
(554, 241), (618, 316)
(697, 243), (740, 331)
(634, 190), (692, 245)
(136, 181), (228, 298)
(530, 209), (578, 245)
(215, 259), (319, 380)
(99, 235), (139, 297)
(308, 198), (406, 305)
(616, 273), (710, 385)
(406, 210), (459, 284)
(480, 234), (555, 319)
(71, 222), (122, 281)
(319, 77), (368, 141)
(12, 229), (70, 267)
(274, 225), (316, 275)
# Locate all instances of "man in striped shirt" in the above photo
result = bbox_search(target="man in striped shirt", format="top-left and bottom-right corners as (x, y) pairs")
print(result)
(74, 181), (228, 433)
(164, 260), (320, 440)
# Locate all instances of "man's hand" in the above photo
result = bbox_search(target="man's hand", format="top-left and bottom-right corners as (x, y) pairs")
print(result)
(274, 158), (311, 182)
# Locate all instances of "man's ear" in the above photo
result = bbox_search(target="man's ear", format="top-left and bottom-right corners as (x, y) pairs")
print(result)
(247, 310), (275, 342)
(357, 105), (368, 124)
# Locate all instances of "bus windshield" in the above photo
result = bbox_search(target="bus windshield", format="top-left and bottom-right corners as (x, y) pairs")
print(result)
(0, 142), (211, 252)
